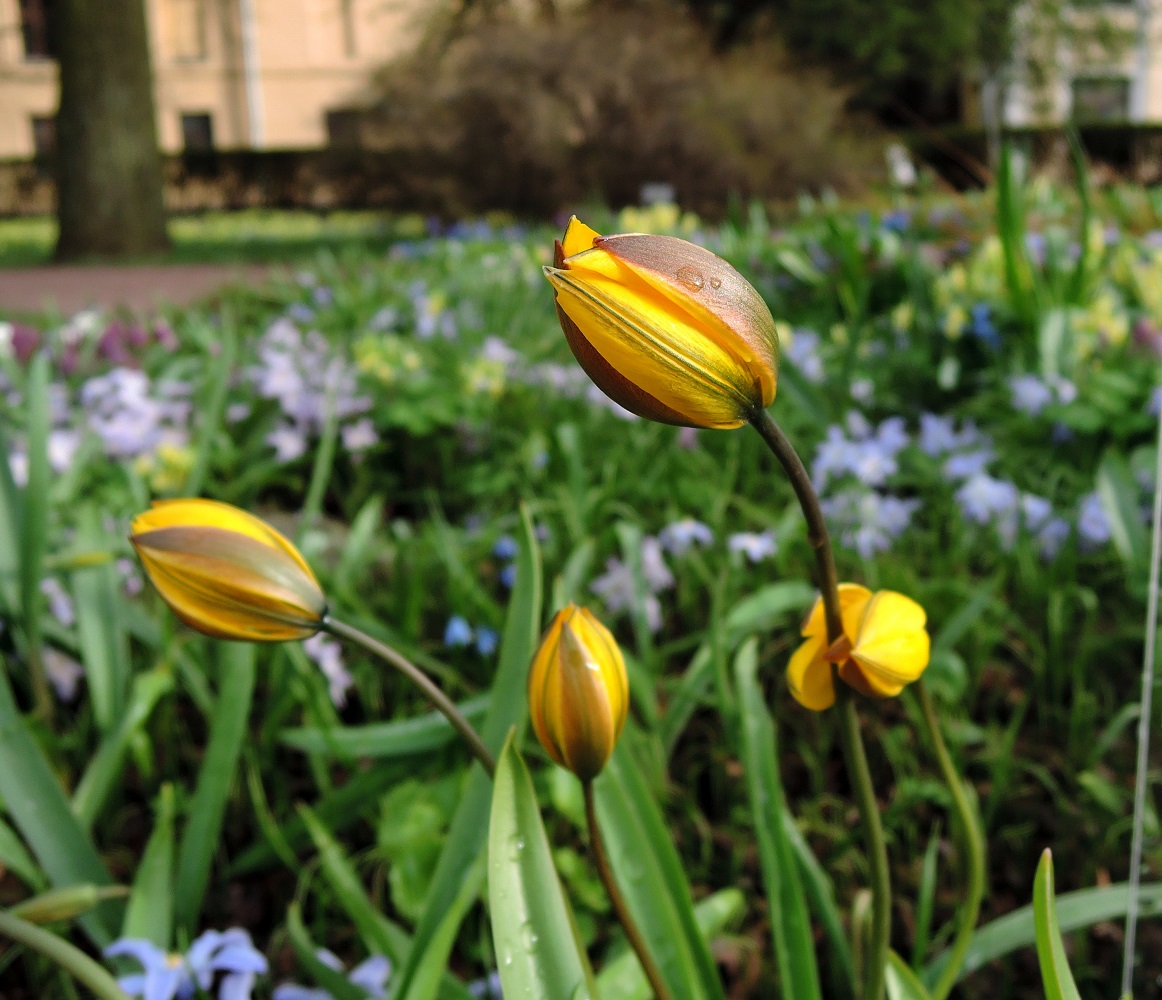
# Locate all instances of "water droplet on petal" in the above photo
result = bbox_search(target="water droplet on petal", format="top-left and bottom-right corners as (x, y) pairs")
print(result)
(507, 835), (526, 860)
(520, 922), (539, 948)
(709, 275), (722, 289)
(676, 266), (704, 292)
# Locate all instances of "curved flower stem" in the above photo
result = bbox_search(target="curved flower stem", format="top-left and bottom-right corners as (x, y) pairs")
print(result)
(323, 616), (495, 777)
(750, 408), (890, 1000)
(583, 780), (673, 1000)
(915, 680), (985, 1000)
(0, 909), (130, 1000)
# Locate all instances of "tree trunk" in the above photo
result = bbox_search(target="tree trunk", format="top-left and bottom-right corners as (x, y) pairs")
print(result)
(54, 0), (170, 261)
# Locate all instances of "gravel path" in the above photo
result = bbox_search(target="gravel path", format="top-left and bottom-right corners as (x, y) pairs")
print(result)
(0, 264), (273, 315)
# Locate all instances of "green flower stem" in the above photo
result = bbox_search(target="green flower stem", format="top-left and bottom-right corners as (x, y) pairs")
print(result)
(750, 408), (890, 1000)
(0, 909), (130, 1000)
(583, 780), (673, 1000)
(915, 680), (985, 1000)
(323, 616), (496, 777)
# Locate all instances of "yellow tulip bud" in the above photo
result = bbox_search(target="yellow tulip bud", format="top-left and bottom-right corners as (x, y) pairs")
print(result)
(527, 603), (629, 781)
(544, 216), (780, 430)
(787, 584), (930, 711)
(130, 499), (326, 642)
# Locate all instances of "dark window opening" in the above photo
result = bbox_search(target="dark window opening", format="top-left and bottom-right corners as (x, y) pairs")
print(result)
(325, 108), (363, 147)
(19, 0), (55, 59)
(181, 112), (215, 152)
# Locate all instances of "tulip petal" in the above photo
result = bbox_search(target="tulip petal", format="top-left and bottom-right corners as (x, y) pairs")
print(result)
(799, 583), (872, 641)
(132, 499), (318, 586)
(786, 634), (834, 711)
(554, 301), (694, 426)
(545, 266), (754, 428)
(595, 233), (780, 407)
(132, 527), (325, 641)
(559, 216), (601, 259)
(850, 590), (930, 692)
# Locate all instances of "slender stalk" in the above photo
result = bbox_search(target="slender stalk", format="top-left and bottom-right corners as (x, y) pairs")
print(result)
(1122, 373), (1162, 996)
(583, 781), (672, 1000)
(750, 408), (890, 1000)
(915, 681), (985, 1000)
(0, 909), (130, 1000)
(323, 616), (495, 777)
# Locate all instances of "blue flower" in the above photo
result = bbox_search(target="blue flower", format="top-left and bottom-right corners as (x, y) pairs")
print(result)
(955, 473), (1019, 526)
(820, 489), (920, 558)
(1078, 491), (1112, 549)
(1010, 375), (1053, 415)
(968, 303), (1000, 349)
(881, 210), (911, 234)
(727, 531), (778, 563)
(105, 929), (268, 1000)
(492, 535), (519, 561)
(658, 518), (714, 556)
(499, 564), (517, 589)
(943, 449), (994, 480)
(273, 950), (391, 1000)
(468, 971), (504, 998)
(444, 616), (474, 648)
(1037, 517), (1071, 560)
(475, 627), (499, 657)
(783, 329), (825, 383)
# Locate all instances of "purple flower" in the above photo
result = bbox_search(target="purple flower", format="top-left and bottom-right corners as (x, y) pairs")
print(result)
(303, 633), (353, 708)
(784, 329), (825, 383)
(658, 518), (714, 556)
(639, 537), (675, 591)
(1078, 491), (1112, 549)
(499, 565), (516, 589)
(341, 418), (378, 453)
(40, 577), (75, 626)
(727, 531), (778, 563)
(273, 950), (391, 1000)
(956, 473), (1018, 526)
(918, 413), (986, 457)
(820, 489), (920, 558)
(468, 971), (503, 999)
(105, 929), (267, 1000)
(1037, 517), (1071, 560)
(43, 648), (84, 702)
(1010, 375), (1054, 415)
(968, 303), (1000, 349)
(943, 449), (994, 480)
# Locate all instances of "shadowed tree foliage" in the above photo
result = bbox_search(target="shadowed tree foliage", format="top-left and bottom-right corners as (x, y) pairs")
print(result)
(54, 0), (169, 260)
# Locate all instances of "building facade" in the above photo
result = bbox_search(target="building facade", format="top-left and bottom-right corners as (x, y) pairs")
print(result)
(0, 0), (427, 159)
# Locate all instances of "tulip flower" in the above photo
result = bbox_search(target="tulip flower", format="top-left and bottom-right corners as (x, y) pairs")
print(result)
(787, 583), (930, 711)
(130, 499), (326, 642)
(528, 603), (629, 781)
(544, 216), (780, 430)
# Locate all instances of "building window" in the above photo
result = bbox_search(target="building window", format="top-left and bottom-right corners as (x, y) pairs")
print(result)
(325, 108), (362, 147)
(181, 112), (214, 151)
(19, 0), (55, 59)
(30, 116), (56, 158)
(170, 0), (206, 60)
(1071, 76), (1131, 122)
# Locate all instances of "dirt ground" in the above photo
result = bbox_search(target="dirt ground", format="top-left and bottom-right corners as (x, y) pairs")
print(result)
(0, 264), (272, 315)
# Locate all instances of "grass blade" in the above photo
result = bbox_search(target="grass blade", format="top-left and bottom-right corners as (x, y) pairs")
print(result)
(1033, 850), (1083, 1000)
(121, 784), (175, 946)
(733, 636), (823, 1000)
(593, 735), (726, 1000)
(392, 504), (541, 1000)
(174, 641), (256, 933)
(0, 668), (115, 945)
(0, 911), (129, 1000)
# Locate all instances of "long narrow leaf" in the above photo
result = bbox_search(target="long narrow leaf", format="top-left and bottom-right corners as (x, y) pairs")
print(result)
(280, 695), (489, 758)
(733, 637), (824, 1000)
(122, 784), (175, 946)
(174, 642), (256, 932)
(595, 889), (744, 999)
(924, 879), (1162, 984)
(488, 734), (592, 1000)
(593, 736), (726, 1000)
(0, 816), (47, 891)
(70, 506), (130, 733)
(0, 668), (115, 944)
(392, 504), (541, 1000)
(0, 910), (129, 1000)
(286, 902), (368, 1000)
(1033, 850), (1083, 1000)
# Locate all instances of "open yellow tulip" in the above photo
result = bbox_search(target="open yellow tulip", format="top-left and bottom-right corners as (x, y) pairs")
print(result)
(787, 583), (930, 711)
(528, 603), (629, 781)
(544, 216), (780, 429)
(130, 499), (326, 642)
